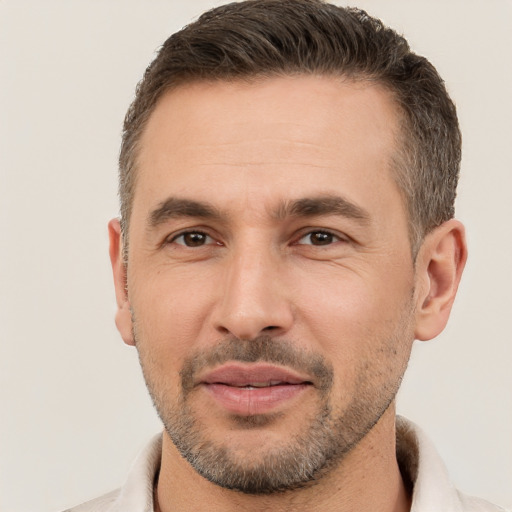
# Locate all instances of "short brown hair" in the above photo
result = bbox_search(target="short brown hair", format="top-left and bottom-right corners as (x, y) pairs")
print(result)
(119, 0), (461, 255)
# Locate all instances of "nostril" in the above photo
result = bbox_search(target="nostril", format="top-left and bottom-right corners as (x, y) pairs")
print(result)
(263, 326), (278, 331)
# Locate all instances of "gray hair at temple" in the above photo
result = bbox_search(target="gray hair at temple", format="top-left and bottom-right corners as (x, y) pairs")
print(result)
(118, 0), (461, 258)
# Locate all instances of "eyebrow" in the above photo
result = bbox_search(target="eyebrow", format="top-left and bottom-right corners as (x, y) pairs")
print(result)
(275, 195), (370, 224)
(147, 194), (370, 228)
(148, 197), (223, 227)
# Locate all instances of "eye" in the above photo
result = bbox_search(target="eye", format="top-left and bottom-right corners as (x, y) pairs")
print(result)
(296, 230), (343, 246)
(171, 231), (215, 247)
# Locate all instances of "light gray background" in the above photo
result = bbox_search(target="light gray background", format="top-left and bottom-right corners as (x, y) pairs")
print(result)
(1, 1), (511, 511)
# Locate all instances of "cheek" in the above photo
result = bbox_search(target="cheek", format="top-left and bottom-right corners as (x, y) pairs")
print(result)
(129, 266), (218, 360)
(296, 267), (399, 338)
(294, 263), (414, 374)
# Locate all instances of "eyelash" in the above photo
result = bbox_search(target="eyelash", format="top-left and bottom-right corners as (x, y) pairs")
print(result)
(166, 228), (346, 249)
(168, 230), (217, 247)
(294, 229), (346, 247)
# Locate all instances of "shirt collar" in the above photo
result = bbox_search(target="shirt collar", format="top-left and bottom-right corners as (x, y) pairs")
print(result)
(105, 418), (501, 512)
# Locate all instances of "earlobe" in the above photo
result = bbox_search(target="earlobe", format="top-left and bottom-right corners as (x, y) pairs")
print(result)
(108, 218), (135, 346)
(414, 219), (467, 341)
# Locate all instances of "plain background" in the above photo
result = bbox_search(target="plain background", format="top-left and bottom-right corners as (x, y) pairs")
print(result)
(1, 1), (511, 511)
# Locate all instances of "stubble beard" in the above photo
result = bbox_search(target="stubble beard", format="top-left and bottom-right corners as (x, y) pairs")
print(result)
(134, 322), (413, 495)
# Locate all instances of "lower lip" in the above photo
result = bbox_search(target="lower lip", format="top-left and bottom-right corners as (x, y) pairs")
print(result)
(202, 383), (310, 415)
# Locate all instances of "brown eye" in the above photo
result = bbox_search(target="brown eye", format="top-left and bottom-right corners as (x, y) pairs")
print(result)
(297, 231), (341, 246)
(310, 232), (334, 245)
(173, 231), (212, 247)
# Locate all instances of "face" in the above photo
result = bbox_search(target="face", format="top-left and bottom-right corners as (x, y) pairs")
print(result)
(115, 76), (419, 493)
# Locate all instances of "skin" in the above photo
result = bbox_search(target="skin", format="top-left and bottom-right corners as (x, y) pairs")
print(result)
(109, 76), (467, 512)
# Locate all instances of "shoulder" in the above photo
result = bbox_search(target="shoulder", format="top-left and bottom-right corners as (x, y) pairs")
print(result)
(60, 433), (162, 512)
(456, 491), (510, 512)
(61, 488), (121, 512)
(396, 417), (509, 512)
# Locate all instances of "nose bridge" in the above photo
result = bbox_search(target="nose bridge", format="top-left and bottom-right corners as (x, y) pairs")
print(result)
(214, 234), (293, 340)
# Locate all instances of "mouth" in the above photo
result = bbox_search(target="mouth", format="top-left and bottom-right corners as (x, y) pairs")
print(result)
(198, 364), (313, 415)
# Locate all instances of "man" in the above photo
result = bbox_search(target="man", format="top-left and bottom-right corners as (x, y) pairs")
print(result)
(66, 1), (506, 510)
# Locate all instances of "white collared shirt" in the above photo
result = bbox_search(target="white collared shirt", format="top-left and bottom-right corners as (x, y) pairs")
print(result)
(63, 417), (508, 512)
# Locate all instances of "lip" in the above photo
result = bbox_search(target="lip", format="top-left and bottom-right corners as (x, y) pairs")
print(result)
(198, 363), (313, 415)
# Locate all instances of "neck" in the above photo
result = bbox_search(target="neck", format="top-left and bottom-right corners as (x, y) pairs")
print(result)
(155, 405), (411, 512)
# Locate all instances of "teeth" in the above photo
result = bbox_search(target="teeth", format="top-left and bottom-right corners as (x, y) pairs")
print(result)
(241, 380), (283, 388)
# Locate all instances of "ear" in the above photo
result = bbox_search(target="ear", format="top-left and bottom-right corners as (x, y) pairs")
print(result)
(414, 219), (467, 341)
(108, 218), (135, 346)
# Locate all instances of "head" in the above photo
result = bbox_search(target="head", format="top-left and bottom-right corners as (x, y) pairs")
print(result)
(110, 0), (466, 497)
(119, 0), (461, 258)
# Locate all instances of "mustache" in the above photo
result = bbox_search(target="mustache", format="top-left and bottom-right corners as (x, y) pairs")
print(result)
(180, 335), (334, 394)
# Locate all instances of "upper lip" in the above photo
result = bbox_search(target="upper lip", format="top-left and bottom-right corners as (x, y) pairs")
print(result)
(198, 363), (313, 388)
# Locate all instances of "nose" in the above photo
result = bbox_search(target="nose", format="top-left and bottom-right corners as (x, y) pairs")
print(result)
(212, 244), (294, 340)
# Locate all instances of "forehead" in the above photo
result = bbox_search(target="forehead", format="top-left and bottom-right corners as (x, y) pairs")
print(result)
(134, 75), (403, 223)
